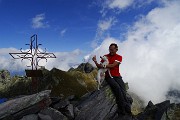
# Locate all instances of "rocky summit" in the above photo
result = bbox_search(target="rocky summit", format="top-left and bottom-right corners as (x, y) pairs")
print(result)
(0, 83), (179, 120)
(0, 63), (180, 120)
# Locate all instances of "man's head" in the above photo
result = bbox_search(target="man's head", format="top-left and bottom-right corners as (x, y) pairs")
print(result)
(109, 43), (118, 55)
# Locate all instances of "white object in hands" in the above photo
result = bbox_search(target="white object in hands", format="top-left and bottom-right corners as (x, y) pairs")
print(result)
(97, 56), (113, 90)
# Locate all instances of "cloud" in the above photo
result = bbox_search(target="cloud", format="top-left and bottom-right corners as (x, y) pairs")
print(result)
(132, 0), (155, 8)
(0, 48), (19, 55)
(32, 13), (49, 29)
(0, 48), (82, 72)
(98, 17), (116, 31)
(91, 17), (117, 48)
(60, 29), (67, 37)
(107, 0), (134, 9)
(44, 49), (82, 71)
(0, 48), (28, 72)
(100, 0), (156, 16)
(85, 0), (180, 104)
(100, 0), (134, 16)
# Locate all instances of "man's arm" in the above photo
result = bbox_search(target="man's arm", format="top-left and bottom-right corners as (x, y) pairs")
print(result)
(92, 55), (103, 69)
(106, 61), (120, 68)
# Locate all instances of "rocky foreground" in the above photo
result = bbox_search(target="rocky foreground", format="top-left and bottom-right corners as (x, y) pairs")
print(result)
(0, 82), (180, 120)
(0, 63), (180, 120)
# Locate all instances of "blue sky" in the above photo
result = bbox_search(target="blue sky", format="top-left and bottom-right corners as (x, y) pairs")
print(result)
(0, 0), (158, 52)
(1, 0), (180, 104)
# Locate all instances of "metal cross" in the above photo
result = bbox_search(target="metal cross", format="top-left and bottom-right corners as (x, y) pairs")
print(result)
(9, 34), (56, 70)
(9, 34), (56, 93)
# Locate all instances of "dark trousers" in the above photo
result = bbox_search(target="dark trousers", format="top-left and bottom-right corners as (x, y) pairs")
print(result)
(105, 76), (131, 114)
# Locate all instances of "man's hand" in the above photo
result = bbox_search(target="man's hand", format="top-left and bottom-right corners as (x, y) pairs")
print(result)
(92, 55), (97, 62)
(92, 55), (103, 68)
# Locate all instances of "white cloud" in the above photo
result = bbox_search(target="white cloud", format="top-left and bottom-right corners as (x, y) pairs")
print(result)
(108, 0), (134, 9)
(85, 0), (180, 104)
(44, 49), (82, 71)
(100, 0), (156, 16)
(98, 17), (116, 31)
(0, 48), (28, 72)
(60, 29), (67, 37)
(0, 48), (19, 55)
(91, 17), (117, 48)
(100, 0), (134, 16)
(32, 13), (49, 29)
(133, 0), (155, 8)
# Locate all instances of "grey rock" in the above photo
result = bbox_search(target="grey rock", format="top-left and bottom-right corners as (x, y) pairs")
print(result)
(103, 104), (118, 120)
(65, 95), (75, 101)
(74, 107), (81, 117)
(38, 113), (53, 120)
(39, 107), (68, 120)
(12, 98), (51, 120)
(20, 114), (38, 120)
(76, 63), (94, 73)
(145, 101), (154, 110)
(161, 103), (180, 120)
(70, 100), (79, 106)
(73, 82), (136, 120)
(74, 85), (119, 120)
(68, 67), (75, 72)
(52, 99), (70, 110)
(62, 104), (74, 120)
(50, 97), (62, 106)
(50, 97), (61, 102)
(84, 62), (94, 73)
(0, 90), (51, 119)
(137, 100), (171, 120)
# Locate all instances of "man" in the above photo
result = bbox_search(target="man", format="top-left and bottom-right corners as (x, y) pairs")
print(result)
(92, 43), (132, 116)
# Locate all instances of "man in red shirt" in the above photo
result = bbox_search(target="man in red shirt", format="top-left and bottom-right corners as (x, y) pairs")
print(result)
(92, 43), (132, 116)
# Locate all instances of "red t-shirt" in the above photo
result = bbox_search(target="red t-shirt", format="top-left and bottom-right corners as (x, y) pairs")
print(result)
(100, 53), (122, 77)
